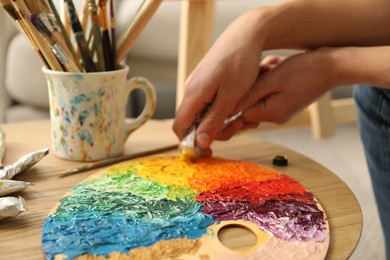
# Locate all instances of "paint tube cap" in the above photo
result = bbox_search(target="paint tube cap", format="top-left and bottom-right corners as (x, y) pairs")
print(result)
(273, 155), (288, 166)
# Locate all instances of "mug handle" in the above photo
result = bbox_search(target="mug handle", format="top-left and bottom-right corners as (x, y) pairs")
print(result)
(124, 77), (157, 136)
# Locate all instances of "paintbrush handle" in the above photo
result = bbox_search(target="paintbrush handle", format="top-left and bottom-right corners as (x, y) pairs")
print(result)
(98, 0), (113, 71)
(31, 14), (80, 72)
(47, 0), (80, 68)
(109, 0), (117, 70)
(59, 0), (71, 38)
(59, 144), (178, 176)
(116, 0), (162, 63)
(86, 0), (105, 71)
(101, 30), (112, 70)
(52, 32), (81, 72)
(11, 0), (63, 71)
(20, 22), (51, 69)
(64, 0), (96, 72)
(50, 41), (80, 72)
(80, 0), (89, 32)
(0, 5), (50, 68)
(89, 24), (105, 71)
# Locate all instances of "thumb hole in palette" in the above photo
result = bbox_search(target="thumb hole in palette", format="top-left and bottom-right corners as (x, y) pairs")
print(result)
(218, 224), (258, 251)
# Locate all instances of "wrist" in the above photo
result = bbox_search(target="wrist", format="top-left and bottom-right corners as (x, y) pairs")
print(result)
(326, 46), (390, 88)
(313, 48), (348, 89)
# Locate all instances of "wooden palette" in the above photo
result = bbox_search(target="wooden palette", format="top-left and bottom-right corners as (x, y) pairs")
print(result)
(42, 155), (330, 259)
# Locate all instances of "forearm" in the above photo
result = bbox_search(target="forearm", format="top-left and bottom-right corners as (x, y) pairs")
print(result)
(328, 46), (390, 89)
(252, 0), (390, 50)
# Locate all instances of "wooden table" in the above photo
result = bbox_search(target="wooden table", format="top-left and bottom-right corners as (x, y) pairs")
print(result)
(0, 120), (362, 259)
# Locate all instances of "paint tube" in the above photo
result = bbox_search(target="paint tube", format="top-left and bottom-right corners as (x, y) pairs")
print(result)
(0, 180), (31, 196)
(0, 196), (27, 219)
(0, 148), (49, 180)
(179, 112), (243, 161)
(179, 125), (199, 161)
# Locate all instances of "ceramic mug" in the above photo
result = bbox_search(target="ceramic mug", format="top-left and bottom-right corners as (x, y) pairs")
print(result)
(43, 65), (156, 161)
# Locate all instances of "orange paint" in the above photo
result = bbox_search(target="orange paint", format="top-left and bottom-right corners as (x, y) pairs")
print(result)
(189, 157), (280, 192)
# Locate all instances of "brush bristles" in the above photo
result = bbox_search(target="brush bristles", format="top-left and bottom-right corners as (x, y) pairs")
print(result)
(24, 0), (51, 14)
(1, 0), (19, 20)
(1, 0), (152, 72)
(30, 14), (52, 37)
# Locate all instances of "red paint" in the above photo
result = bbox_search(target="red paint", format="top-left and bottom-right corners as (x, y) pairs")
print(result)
(196, 175), (314, 205)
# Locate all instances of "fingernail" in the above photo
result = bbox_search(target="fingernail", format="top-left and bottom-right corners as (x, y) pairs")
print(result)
(197, 133), (212, 148)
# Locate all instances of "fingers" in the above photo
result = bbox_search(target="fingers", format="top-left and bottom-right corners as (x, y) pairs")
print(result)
(214, 117), (245, 141)
(173, 97), (208, 141)
(198, 147), (213, 158)
(260, 55), (287, 70)
(213, 117), (259, 141)
(174, 61), (260, 148)
(241, 97), (292, 125)
(193, 56), (288, 146)
(172, 65), (217, 141)
(174, 55), (289, 148)
(194, 95), (238, 149)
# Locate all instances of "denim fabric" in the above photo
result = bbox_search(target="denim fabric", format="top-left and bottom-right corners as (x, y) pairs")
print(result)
(354, 85), (390, 259)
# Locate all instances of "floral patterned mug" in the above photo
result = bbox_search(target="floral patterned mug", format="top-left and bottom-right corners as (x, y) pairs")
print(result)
(43, 65), (156, 161)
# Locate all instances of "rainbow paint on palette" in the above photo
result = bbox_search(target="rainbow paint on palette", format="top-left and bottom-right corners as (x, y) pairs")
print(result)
(42, 156), (330, 259)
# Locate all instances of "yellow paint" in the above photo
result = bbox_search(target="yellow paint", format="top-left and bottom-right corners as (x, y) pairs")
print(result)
(109, 156), (280, 193)
(110, 156), (196, 189)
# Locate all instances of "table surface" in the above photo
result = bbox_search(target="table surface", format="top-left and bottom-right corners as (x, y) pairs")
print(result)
(0, 120), (362, 259)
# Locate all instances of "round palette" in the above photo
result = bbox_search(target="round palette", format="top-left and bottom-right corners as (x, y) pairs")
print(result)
(42, 155), (329, 259)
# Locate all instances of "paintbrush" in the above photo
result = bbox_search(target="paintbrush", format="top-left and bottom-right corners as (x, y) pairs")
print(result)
(80, 0), (89, 32)
(116, 0), (162, 63)
(109, 0), (117, 70)
(64, 0), (96, 72)
(0, 128), (5, 169)
(24, 0), (80, 72)
(59, 0), (71, 38)
(98, 0), (112, 71)
(31, 13), (80, 72)
(0, 0), (28, 36)
(10, 0), (63, 71)
(1, 0), (51, 68)
(0, 0), (17, 23)
(47, 0), (79, 67)
(58, 144), (178, 176)
(86, 0), (105, 71)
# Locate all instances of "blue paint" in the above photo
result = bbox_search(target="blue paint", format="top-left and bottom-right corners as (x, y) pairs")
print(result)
(64, 111), (71, 124)
(42, 211), (212, 259)
(78, 110), (89, 126)
(70, 94), (89, 105)
(70, 74), (84, 81)
(41, 172), (213, 259)
(93, 103), (101, 116)
(77, 130), (93, 146)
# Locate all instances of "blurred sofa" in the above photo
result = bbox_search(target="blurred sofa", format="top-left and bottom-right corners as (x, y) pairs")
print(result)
(0, 0), (282, 123)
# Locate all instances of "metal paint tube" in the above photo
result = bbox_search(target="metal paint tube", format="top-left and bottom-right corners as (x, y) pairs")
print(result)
(0, 196), (27, 219)
(0, 180), (31, 196)
(178, 125), (200, 161)
(0, 148), (49, 180)
(179, 111), (243, 161)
